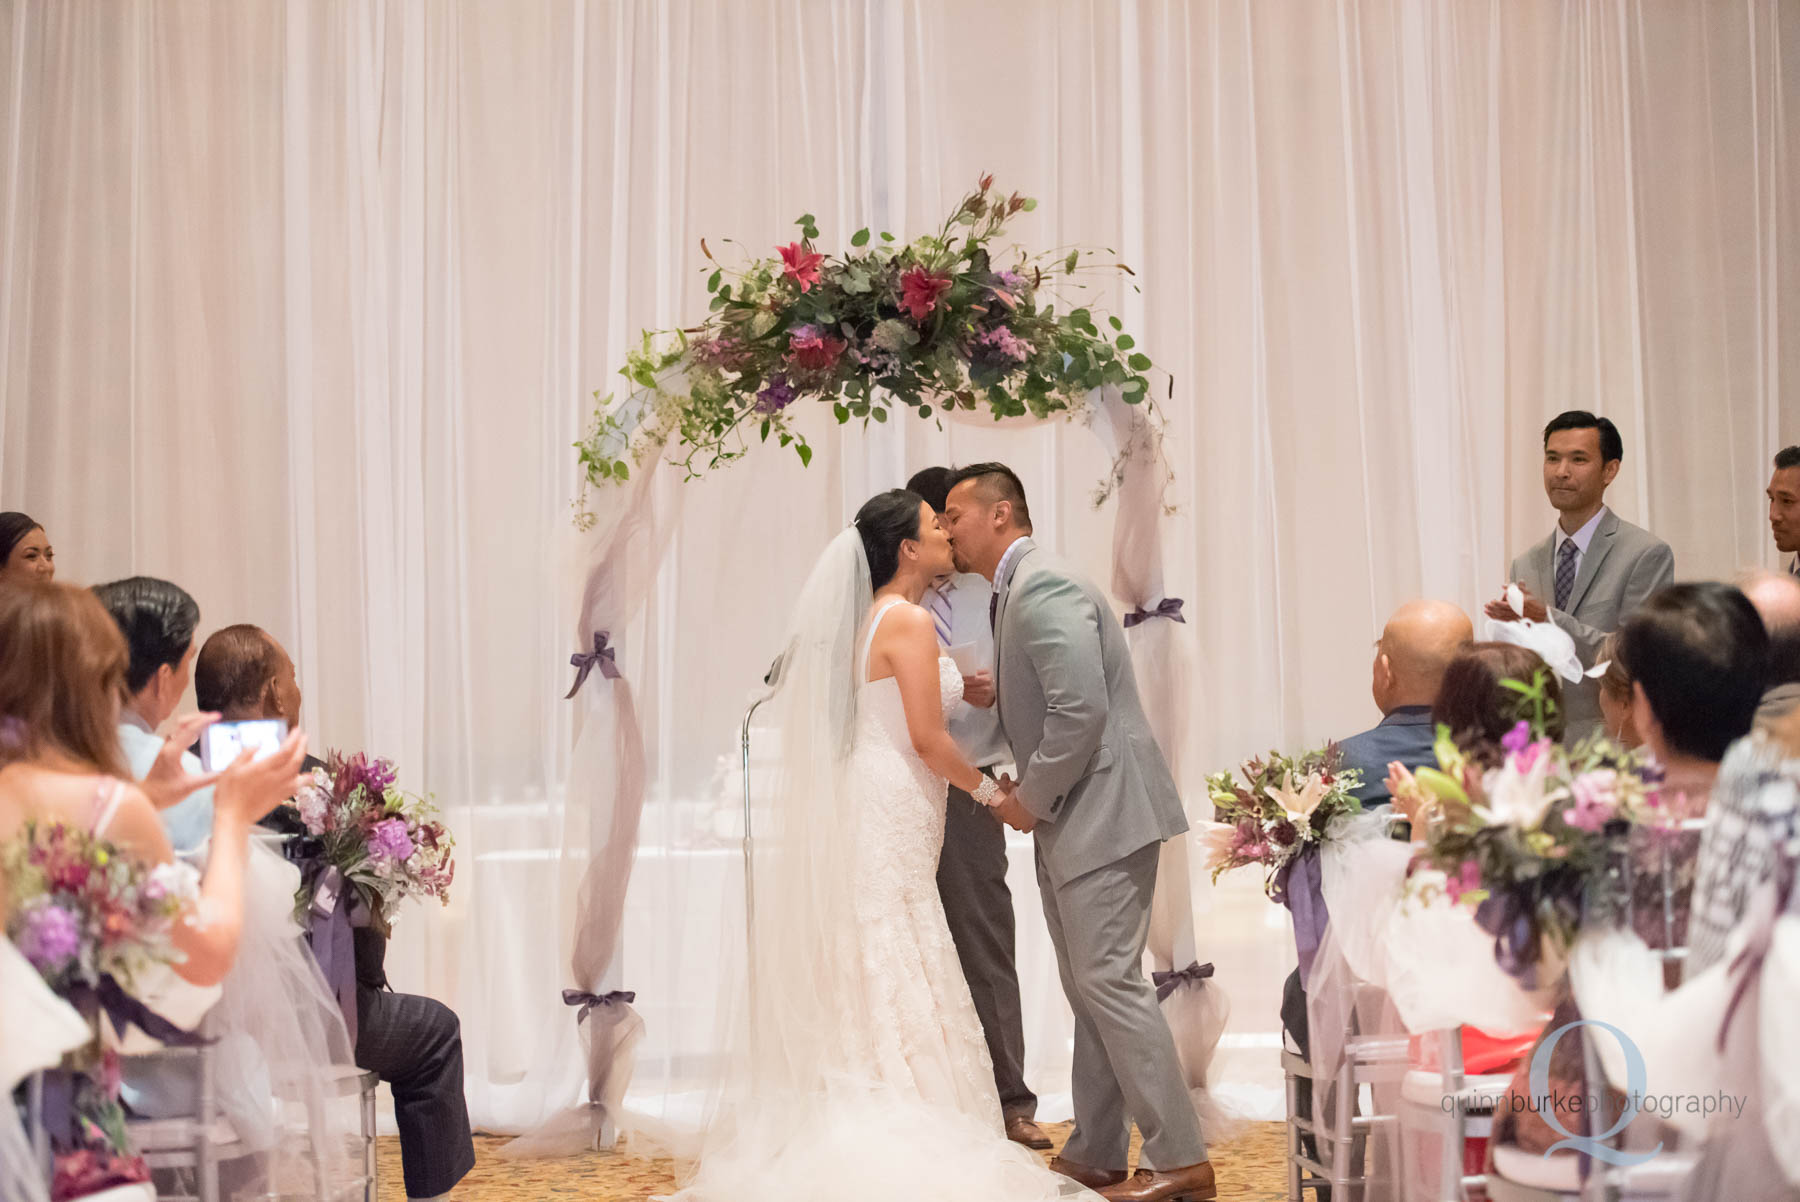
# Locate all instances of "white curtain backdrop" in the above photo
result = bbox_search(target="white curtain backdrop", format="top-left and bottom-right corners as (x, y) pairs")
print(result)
(2, 0), (1794, 1131)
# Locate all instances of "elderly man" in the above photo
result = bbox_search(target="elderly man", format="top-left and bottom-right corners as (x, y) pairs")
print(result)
(1739, 570), (1800, 728)
(194, 624), (475, 1202)
(1336, 600), (1474, 805)
(1770, 445), (1800, 577)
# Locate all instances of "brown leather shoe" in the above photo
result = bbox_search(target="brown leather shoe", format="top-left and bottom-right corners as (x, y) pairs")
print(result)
(1048, 1155), (1128, 1190)
(1097, 1161), (1217, 1202)
(1006, 1115), (1054, 1150)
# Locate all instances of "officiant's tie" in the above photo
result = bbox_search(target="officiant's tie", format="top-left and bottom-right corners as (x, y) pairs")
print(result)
(927, 581), (954, 647)
(988, 592), (998, 632)
(1553, 538), (1579, 611)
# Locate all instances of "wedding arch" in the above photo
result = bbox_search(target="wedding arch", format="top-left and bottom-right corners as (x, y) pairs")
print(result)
(538, 178), (1218, 1153)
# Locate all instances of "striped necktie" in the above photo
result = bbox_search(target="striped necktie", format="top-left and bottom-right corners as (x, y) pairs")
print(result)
(1554, 537), (1580, 612)
(926, 581), (954, 648)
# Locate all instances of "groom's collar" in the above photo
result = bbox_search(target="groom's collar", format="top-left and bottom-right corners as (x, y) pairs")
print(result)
(992, 536), (1033, 594)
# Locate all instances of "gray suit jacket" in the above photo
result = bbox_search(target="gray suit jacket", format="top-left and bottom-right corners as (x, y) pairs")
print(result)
(992, 539), (1188, 888)
(1510, 508), (1674, 737)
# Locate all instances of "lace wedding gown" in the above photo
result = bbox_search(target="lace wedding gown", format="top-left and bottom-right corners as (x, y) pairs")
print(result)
(671, 595), (1087, 1202)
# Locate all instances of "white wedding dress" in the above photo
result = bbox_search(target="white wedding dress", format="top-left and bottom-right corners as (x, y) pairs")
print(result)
(840, 597), (1007, 1125)
(668, 538), (1086, 1202)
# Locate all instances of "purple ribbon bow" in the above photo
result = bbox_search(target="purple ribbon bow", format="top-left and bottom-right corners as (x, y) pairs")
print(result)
(64, 974), (211, 1048)
(305, 865), (370, 1045)
(1271, 847), (1330, 987)
(1123, 597), (1185, 628)
(1151, 960), (1215, 1003)
(564, 631), (621, 699)
(563, 988), (637, 1024)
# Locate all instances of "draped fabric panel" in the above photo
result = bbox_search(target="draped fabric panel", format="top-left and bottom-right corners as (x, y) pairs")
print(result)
(2, 0), (1793, 1128)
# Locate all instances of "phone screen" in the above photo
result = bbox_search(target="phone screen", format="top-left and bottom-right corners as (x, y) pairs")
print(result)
(200, 719), (289, 773)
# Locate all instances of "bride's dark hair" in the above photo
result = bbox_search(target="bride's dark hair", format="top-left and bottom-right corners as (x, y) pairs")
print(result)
(854, 489), (924, 590)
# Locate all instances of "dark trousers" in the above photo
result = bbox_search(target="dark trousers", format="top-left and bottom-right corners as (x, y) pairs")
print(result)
(937, 780), (1037, 1120)
(355, 986), (475, 1199)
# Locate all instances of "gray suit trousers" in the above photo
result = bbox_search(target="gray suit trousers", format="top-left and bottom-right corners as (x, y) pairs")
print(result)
(938, 782), (1036, 1120)
(1036, 841), (1207, 1172)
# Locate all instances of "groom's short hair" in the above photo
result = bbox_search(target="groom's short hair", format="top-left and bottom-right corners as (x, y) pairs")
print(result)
(948, 462), (1032, 533)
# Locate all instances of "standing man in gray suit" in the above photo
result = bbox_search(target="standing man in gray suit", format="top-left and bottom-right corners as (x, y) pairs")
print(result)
(1485, 411), (1674, 740)
(943, 463), (1213, 1202)
(906, 465), (1051, 1151)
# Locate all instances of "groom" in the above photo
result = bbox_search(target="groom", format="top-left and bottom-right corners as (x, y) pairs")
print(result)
(943, 464), (1214, 1202)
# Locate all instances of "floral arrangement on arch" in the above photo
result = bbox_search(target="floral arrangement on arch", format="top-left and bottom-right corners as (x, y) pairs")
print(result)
(572, 174), (1160, 527)
(290, 751), (455, 934)
(1200, 745), (1365, 894)
(1396, 671), (1667, 985)
(3, 821), (204, 1197)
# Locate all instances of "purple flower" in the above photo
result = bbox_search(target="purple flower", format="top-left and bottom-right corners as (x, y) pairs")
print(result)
(369, 818), (415, 863)
(337, 753), (397, 800)
(17, 900), (81, 974)
(755, 375), (798, 415)
(1500, 720), (1533, 757)
(996, 270), (1024, 290)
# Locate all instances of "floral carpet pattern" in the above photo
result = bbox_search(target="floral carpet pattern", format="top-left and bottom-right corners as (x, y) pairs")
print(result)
(378, 1121), (1290, 1200)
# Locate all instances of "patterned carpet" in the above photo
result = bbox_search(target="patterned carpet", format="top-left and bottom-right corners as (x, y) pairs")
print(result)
(377, 1121), (1290, 1200)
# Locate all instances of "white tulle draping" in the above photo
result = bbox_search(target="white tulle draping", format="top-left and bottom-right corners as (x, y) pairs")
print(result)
(2, 0), (1795, 1145)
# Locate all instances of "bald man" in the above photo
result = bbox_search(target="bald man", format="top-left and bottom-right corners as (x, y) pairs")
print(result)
(1337, 601), (1475, 805)
(1740, 570), (1800, 728)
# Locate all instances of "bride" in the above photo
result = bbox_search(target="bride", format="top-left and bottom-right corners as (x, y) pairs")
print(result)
(671, 489), (1086, 1202)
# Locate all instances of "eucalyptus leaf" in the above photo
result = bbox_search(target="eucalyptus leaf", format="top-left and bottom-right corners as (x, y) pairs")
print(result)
(851, 228), (871, 247)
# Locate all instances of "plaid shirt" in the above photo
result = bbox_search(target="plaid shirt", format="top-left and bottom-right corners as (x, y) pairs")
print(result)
(1688, 734), (1800, 973)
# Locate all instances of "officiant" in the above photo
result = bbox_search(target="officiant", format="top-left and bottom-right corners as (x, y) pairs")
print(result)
(907, 465), (1051, 1152)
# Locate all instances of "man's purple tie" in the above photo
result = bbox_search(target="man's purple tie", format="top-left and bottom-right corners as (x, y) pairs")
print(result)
(926, 582), (954, 648)
(989, 591), (999, 632)
(1554, 538), (1580, 612)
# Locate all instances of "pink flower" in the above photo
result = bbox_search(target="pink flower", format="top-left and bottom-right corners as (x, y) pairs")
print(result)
(778, 243), (824, 292)
(787, 325), (847, 373)
(1563, 768), (1620, 833)
(899, 267), (952, 321)
(1444, 860), (1482, 904)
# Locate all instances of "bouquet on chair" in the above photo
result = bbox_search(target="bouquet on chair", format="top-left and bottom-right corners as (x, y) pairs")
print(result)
(1396, 671), (1664, 987)
(288, 751), (456, 934)
(289, 752), (454, 1039)
(2, 820), (203, 1200)
(1200, 743), (1365, 892)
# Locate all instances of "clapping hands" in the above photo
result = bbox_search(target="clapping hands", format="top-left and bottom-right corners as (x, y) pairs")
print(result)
(989, 773), (1036, 834)
(139, 711), (224, 811)
(1483, 583), (1548, 624)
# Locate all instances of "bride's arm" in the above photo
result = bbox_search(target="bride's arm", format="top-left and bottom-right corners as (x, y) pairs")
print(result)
(879, 605), (987, 795)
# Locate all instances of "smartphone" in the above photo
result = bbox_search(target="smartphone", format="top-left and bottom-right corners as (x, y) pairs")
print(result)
(199, 719), (289, 773)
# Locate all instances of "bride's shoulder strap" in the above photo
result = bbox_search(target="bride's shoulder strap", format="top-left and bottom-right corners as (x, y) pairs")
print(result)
(858, 596), (911, 670)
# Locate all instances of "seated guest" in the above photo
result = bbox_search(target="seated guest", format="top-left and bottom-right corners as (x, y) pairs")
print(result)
(195, 622), (475, 1202)
(1619, 582), (1768, 819)
(1337, 600), (1472, 805)
(1593, 632), (1640, 746)
(194, 623), (318, 835)
(1431, 642), (1568, 767)
(1737, 569), (1800, 728)
(0, 581), (304, 985)
(0, 511), (55, 583)
(92, 576), (218, 854)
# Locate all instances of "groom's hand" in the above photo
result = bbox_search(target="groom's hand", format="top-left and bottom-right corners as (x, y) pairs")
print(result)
(992, 777), (1036, 833)
(961, 671), (995, 709)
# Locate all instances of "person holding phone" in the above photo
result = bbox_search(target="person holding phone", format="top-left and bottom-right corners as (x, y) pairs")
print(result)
(195, 622), (476, 1202)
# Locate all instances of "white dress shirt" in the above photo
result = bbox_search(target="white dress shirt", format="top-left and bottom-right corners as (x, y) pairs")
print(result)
(931, 572), (1010, 769)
